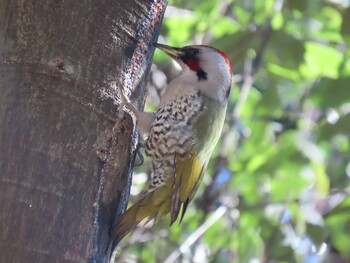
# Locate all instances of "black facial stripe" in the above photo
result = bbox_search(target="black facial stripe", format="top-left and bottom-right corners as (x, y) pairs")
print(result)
(225, 86), (231, 98)
(197, 70), (207, 81)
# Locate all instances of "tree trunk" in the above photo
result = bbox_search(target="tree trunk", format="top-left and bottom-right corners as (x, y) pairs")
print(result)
(0, 1), (167, 262)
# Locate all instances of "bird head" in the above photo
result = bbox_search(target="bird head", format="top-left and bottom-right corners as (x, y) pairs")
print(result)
(155, 43), (232, 102)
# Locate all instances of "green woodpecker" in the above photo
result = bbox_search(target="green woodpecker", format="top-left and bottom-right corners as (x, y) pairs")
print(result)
(109, 43), (232, 258)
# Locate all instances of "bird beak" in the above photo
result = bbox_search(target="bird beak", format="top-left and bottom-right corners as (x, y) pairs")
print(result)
(154, 43), (184, 60)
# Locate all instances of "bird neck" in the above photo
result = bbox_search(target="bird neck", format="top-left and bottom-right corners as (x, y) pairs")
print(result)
(182, 66), (231, 104)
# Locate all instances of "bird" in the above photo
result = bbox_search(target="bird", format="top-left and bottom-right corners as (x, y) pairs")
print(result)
(108, 43), (232, 260)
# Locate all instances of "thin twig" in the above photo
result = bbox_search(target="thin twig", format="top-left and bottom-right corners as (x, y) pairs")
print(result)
(164, 206), (227, 263)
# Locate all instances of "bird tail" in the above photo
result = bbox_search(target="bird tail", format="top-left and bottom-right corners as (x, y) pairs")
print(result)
(107, 194), (154, 261)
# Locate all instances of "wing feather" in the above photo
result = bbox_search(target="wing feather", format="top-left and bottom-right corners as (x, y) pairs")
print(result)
(171, 151), (207, 224)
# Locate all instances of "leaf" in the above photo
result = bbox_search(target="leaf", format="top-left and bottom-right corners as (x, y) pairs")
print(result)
(300, 42), (344, 79)
(285, 0), (308, 12)
(269, 167), (311, 202)
(325, 197), (350, 258)
(310, 162), (330, 196)
(271, 12), (284, 30)
(268, 31), (306, 70)
(236, 213), (264, 261)
(212, 17), (240, 37)
(306, 223), (329, 246)
(256, 85), (282, 115)
(268, 63), (301, 80)
(164, 16), (198, 45)
(312, 6), (342, 42)
(317, 113), (350, 141)
(310, 77), (350, 109)
(341, 8), (350, 44)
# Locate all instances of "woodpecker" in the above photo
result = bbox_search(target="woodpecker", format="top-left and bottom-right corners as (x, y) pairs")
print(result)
(108, 43), (232, 259)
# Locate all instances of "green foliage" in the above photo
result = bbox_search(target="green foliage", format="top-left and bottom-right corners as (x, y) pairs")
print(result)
(116, 0), (350, 262)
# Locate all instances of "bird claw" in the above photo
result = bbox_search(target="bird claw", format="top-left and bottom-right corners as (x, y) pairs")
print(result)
(134, 142), (145, 167)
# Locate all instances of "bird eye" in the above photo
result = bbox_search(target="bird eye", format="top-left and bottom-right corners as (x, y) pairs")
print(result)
(192, 49), (200, 55)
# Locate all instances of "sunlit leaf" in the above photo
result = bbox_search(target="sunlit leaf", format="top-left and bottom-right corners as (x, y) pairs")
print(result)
(269, 170), (311, 202)
(271, 12), (284, 30)
(300, 42), (344, 79)
(212, 17), (240, 37)
(164, 17), (198, 45)
(310, 162), (330, 196)
(268, 63), (300, 81)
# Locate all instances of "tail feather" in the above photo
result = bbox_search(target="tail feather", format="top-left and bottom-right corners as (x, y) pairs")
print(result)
(107, 196), (152, 261)
(107, 189), (170, 259)
(107, 180), (176, 261)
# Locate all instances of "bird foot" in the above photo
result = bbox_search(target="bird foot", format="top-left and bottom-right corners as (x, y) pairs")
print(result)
(134, 142), (145, 167)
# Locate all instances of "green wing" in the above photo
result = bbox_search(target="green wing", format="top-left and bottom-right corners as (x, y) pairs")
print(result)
(170, 151), (207, 225)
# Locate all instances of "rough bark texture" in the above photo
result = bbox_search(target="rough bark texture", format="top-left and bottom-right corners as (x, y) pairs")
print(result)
(0, 0), (167, 262)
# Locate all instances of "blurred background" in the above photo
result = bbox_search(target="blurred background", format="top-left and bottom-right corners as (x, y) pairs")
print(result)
(116, 0), (350, 262)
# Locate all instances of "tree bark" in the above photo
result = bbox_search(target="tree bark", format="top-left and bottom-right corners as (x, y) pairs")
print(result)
(0, 0), (167, 262)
